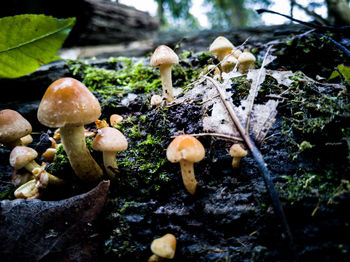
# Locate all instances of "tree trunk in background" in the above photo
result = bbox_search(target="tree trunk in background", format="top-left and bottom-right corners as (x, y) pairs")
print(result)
(0, 0), (159, 46)
(326, 0), (350, 25)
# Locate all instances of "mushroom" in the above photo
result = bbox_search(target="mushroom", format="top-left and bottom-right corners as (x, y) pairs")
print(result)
(166, 134), (205, 195)
(238, 50), (256, 74)
(11, 169), (33, 187)
(92, 127), (128, 179)
(37, 77), (103, 181)
(110, 114), (123, 126)
(148, 233), (176, 262)
(0, 109), (32, 149)
(10, 146), (64, 199)
(150, 45), (179, 104)
(221, 54), (239, 73)
(150, 94), (162, 107)
(209, 36), (234, 61)
(9, 146), (64, 184)
(229, 144), (248, 168)
(14, 179), (40, 199)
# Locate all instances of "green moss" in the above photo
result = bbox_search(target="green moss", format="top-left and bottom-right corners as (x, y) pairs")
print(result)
(114, 108), (172, 195)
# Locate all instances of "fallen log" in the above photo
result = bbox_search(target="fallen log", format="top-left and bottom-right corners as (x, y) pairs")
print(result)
(0, 0), (159, 46)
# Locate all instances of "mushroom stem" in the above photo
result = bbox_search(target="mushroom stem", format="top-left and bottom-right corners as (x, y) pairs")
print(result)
(179, 159), (197, 195)
(159, 64), (174, 103)
(103, 151), (118, 178)
(148, 254), (163, 262)
(232, 157), (243, 168)
(24, 160), (41, 173)
(59, 125), (103, 181)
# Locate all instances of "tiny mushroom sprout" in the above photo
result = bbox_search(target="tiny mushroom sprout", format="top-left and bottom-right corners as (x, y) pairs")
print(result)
(110, 114), (123, 126)
(166, 134), (205, 195)
(37, 77), (103, 181)
(92, 127), (128, 179)
(221, 53), (239, 73)
(209, 36), (234, 61)
(0, 109), (32, 149)
(229, 144), (248, 168)
(150, 94), (163, 107)
(238, 49), (256, 74)
(148, 233), (177, 262)
(150, 45), (179, 104)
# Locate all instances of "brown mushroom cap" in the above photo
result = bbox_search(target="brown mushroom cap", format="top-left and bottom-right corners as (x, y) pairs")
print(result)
(166, 135), (205, 163)
(37, 77), (101, 128)
(0, 109), (32, 144)
(229, 144), (248, 158)
(209, 36), (234, 59)
(92, 127), (128, 152)
(150, 45), (179, 68)
(151, 233), (177, 259)
(9, 146), (38, 170)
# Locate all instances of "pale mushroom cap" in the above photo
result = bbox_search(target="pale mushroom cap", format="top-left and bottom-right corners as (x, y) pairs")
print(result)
(238, 51), (256, 65)
(229, 144), (248, 158)
(150, 94), (162, 106)
(150, 45), (179, 67)
(222, 54), (238, 72)
(0, 109), (32, 144)
(110, 114), (123, 126)
(151, 233), (177, 259)
(10, 146), (38, 170)
(92, 127), (128, 152)
(14, 179), (39, 199)
(209, 36), (234, 57)
(37, 77), (101, 128)
(167, 135), (205, 163)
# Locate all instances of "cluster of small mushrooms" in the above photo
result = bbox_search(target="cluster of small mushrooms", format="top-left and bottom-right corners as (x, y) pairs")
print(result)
(0, 35), (250, 200)
(0, 35), (251, 260)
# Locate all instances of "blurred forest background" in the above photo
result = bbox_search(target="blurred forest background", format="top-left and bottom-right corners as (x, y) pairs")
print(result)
(1, 0), (349, 52)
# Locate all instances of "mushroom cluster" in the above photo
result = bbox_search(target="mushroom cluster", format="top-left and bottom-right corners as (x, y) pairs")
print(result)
(209, 36), (256, 74)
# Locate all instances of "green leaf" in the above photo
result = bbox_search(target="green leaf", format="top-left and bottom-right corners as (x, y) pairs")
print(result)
(0, 14), (75, 78)
(329, 64), (350, 83)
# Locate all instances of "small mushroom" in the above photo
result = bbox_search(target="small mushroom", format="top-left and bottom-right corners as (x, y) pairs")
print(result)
(166, 135), (205, 195)
(10, 146), (64, 184)
(110, 114), (123, 126)
(209, 36), (234, 61)
(14, 179), (40, 199)
(238, 50), (256, 74)
(10, 146), (41, 172)
(0, 109), (32, 149)
(221, 53), (239, 73)
(150, 45), (179, 104)
(148, 233), (176, 262)
(150, 94), (163, 107)
(229, 144), (248, 168)
(92, 127), (128, 179)
(37, 77), (103, 181)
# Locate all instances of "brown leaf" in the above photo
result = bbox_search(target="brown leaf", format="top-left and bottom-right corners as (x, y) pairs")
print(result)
(0, 180), (110, 262)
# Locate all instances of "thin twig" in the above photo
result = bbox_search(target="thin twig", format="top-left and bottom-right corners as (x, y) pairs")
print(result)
(171, 132), (243, 142)
(203, 75), (297, 259)
(245, 45), (273, 135)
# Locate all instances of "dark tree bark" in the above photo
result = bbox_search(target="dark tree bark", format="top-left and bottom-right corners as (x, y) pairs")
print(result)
(0, 0), (159, 46)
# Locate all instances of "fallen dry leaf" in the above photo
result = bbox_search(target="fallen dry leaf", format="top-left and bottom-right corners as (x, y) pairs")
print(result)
(0, 180), (110, 262)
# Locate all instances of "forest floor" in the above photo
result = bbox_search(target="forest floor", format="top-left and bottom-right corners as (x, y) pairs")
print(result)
(1, 24), (350, 261)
